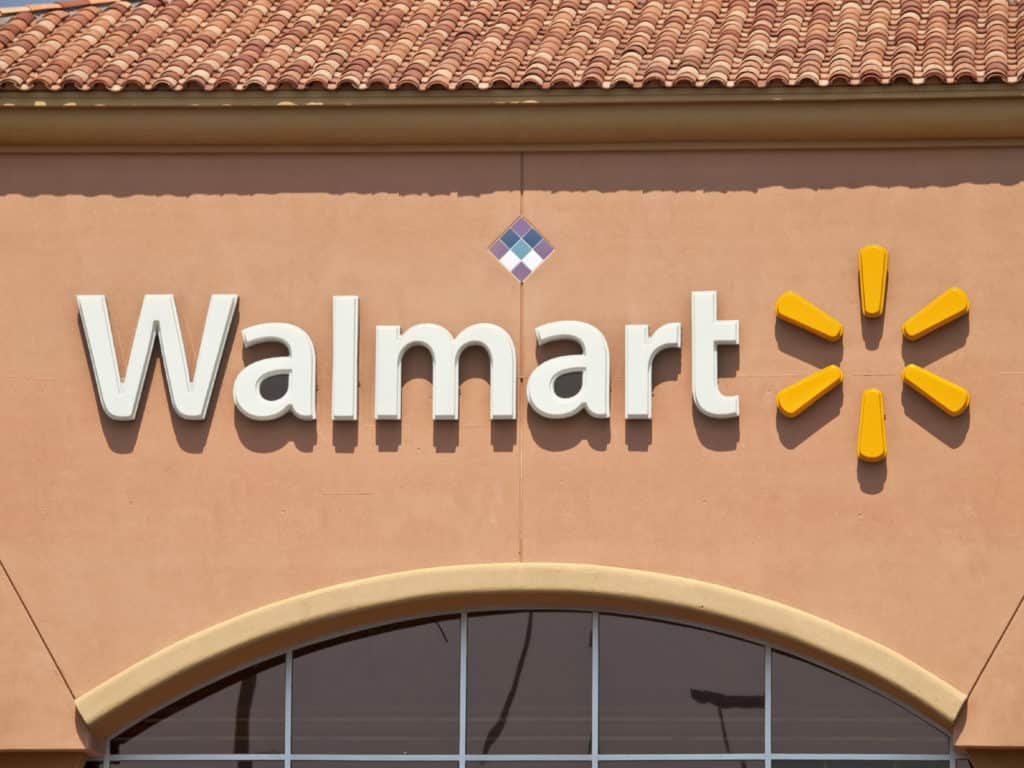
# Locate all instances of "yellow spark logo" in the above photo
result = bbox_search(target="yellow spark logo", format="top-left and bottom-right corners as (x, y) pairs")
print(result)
(775, 246), (970, 462)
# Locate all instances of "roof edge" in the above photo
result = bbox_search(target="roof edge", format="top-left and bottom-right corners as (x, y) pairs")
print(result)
(0, 0), (119, 17)
(2, 85), (1024, 151)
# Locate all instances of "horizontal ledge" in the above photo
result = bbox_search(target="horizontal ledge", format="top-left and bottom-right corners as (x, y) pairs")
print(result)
(2, 85), (1024, 149)
(74, 563), (966, 740)
(4, 83), (1024, 107)
(98, 754), (955, 762)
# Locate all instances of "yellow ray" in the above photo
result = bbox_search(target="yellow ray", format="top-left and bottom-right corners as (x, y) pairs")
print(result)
(902, 287), (970, 341)
(857, 388), (887, 462)
(775, 291), (844, 341)
(777, 365), (843, 418)
(903, 364), (970, 416)
(858, 244), (889, 318)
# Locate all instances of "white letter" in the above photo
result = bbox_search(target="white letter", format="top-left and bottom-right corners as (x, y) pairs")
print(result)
(233, 323), (317, 421)
(691, 291), (739, 418)
(625, 322), (681, 419)
(374, 323), (516, 420)
(332, 296), (359, 421)
(77, 294), (237, 421)
(527, 321), (610, 419)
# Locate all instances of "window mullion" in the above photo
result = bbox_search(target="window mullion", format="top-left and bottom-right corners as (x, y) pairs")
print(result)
(591, 610), (600, 768)
(460, 610), (468, 768)
(765, 644), (773, 767)
(285, 649), (293, 768)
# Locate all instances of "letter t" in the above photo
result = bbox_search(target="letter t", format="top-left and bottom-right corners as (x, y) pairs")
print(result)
(691, 290), (740, 418)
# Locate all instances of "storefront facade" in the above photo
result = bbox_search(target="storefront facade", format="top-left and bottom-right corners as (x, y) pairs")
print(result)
(2, 2), (1024, 767)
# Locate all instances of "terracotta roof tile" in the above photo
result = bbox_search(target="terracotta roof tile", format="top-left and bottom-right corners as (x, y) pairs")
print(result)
(1, 0), (1023, 91)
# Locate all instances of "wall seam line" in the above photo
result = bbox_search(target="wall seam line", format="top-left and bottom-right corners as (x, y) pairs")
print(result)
(517, 149), (525, 562)
(0, 555), (76, 698)
(964, 588), (1024, 700)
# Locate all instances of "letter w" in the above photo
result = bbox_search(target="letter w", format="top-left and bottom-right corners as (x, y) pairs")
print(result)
(77, 294), (238, 421)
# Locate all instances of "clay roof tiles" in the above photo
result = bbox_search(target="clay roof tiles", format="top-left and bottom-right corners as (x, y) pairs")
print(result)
(0, 0), (1022, 91)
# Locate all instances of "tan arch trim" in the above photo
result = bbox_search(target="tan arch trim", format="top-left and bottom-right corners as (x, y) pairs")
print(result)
(75, 563), (966, 738)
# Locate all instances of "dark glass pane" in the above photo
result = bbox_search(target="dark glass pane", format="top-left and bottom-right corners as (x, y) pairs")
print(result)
(771, 652), (949, 755)
(292, 616), (460, 754)
(294, 764), (456, 768)
(467, 611), (592, 754)
(111, 657), (285, 755)
(469, 763), (589, 768)
(602, 763), (762, 768)
(774, 762), (947, 768)
(110, 763), (283, 768)
(599, 615), (764, 754)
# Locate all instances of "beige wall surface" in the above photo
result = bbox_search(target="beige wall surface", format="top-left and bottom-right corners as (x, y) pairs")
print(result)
(0, 149), (1023, 753)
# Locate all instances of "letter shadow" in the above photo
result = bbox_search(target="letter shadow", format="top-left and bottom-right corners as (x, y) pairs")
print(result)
(234, 343), (316, 453)
(626, 347), (682, 451)
(901, 386), (970, 448)
(375, 420), (401, 452)
(692, 405), (739, 451)
(373, 347), (426, 452)
(901, 315), (969, 367)
(433, 421), (459, 453)
(80, 315), (237, 454)
(332, 421), (359, 452)
(856, 269), (889, 350)
(776, 387), (844, 449)
(528, 409), (610, 451)
(691, 344), (740, 451)
(861, 316), (884, 350)
(775, 318), (843, 367)
(373, 345), (513, 453)
(857, 460), (887, 495)
(490, 420), (517, 452)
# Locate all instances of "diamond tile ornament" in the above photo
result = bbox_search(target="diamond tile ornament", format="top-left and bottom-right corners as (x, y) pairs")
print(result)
(490, 217), (554, 282)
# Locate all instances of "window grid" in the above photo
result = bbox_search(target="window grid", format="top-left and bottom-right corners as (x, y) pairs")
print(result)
(103, 610), (963, 766)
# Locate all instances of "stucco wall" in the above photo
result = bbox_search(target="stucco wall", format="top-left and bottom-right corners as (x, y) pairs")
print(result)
(1, 148), (1022, 754)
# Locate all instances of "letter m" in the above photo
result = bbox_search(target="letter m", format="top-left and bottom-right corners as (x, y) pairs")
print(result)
(77, 294), (238, 421)
(375, 323), (516, 420)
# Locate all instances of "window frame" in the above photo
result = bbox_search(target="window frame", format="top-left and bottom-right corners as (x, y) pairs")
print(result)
(101, 608), (965, 768)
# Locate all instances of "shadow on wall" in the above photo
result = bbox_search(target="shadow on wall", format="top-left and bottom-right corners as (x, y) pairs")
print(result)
(233, 342), (316, 453)
(625, 349), (682, 451)
(521, 338), (736, 453)
(774, 318), (844, 368)
(691, 344), (739, 452)
(372, 346), (516, 454)
(899, 315), (971, 449)
(84, 326), (521, 455)
(83, 305), (968, 458)
(902, 388), (970, 449)
(5, 149), (1024, 198)
(83, 321), (749, 455)
(774, 317), (844, 449)
(858, 461), (887, 495)
(892, 310), (970, 454)
(527, 338), (611, 452)
(776, 388), (844, 450)
(856, 267), (890, 351)
(902, 316), (969, 367)
(772, 289), (970, 493)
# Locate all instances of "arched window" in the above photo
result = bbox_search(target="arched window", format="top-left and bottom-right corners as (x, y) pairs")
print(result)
(95, 611), (961, 768)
